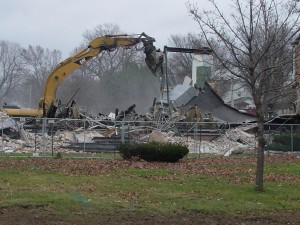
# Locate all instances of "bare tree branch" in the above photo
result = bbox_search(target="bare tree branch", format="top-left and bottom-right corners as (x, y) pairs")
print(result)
(188, 0), (299, 192)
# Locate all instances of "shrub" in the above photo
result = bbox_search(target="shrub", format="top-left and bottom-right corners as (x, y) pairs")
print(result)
(54, 152), (63, 159)
(265, 133), (300, 152)
(118, 141), (189, 162)
(265, 143), (290, 152)
(117, 142), (140, 159)
(157, 142), (189, 162)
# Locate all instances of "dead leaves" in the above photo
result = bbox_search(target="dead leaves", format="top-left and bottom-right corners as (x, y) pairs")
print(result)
(0, 154), (299, 184)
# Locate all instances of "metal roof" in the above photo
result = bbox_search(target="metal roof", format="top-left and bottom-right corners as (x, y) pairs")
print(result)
(162, 82), (256, 123)
(161, 84), (198, 108)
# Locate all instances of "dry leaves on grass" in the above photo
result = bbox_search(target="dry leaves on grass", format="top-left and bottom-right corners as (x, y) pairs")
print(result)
(0, 154), (299, 183)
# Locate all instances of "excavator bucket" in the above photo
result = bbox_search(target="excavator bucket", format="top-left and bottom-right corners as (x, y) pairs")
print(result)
(142, 39), (164, 76)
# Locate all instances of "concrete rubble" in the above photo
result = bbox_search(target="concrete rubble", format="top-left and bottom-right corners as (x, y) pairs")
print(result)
(148, 125), (256, 156)
(0, 129), (113, 154)
(0, 120), (256, 156)
(1, 104), (257, 156)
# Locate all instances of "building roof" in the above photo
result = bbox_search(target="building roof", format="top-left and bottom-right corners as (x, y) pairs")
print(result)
(163, 82), (257, 123)
(161, 84), (198, 108)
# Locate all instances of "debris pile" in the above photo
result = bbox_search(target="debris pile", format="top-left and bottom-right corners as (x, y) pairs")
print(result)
(148, 125), (256, 156)
(1, 102), (257, 156)
(0, 121), (256, 156)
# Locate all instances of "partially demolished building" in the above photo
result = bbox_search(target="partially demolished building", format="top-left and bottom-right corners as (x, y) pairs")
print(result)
(161, 82), (256, 123)
(0, 45), (260, 157)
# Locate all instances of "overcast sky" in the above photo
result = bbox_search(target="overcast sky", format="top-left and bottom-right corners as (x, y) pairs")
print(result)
(1, 0), (217, 58)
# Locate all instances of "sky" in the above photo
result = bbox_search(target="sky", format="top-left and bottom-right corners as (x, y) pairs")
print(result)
(0, 0), (211, 58)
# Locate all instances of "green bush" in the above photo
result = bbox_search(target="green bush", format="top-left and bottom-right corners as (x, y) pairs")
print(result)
(117, 142), (140, 159)
(118, 141), (189, 162)
(54, 152), (63, 159)
(265, 143), (290, 152)
(265, 133), (300, 152)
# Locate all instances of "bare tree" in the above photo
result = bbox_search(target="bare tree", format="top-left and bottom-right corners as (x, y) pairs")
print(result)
(167, 33), (204, 84)
(0, 41), (24, 104)
(21, 45), (62, 106)
(294, 34), (300, 113)
(56, 66), (97, 110)
(188, 0), (300, 191)
(62, 24), (124, 104)
(80, 23), (142, 80)
(167, 33), (230, 90)
(85, 63), (160, 114)
(57, 23), (161, 114)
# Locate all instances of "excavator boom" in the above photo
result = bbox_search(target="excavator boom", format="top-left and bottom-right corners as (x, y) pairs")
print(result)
(2, 33), (164, 118)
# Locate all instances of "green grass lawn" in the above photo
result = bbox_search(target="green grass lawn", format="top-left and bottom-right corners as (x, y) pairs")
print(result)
(0, 154), (299, 223)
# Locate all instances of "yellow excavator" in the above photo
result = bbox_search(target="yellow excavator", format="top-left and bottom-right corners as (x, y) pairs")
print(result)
(2, 33), (164, 118)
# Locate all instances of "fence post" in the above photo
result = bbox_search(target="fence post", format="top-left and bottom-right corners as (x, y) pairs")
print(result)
(34, 123), (37, 154)
(127, 121), (130, 141)
(121, 121), (125, 144)
(194, 122), (198, 155)
(199, 123), (202, 156)
(291, 124), (293, 152)
(42, 117), (47, 157)
(228, 123), (231, 152)
(268, 125), (271, 143)
(1, 119), (3, 152)
(49, 119), (55, 158)
(83, 119), (86, 155)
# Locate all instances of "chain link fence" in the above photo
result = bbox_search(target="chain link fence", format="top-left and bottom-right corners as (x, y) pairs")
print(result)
(264, 123), (300, 152)
(1, 116), (299, 158)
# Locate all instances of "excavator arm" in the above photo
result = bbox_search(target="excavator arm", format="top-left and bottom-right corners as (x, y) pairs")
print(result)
(3, 33), (163, 118)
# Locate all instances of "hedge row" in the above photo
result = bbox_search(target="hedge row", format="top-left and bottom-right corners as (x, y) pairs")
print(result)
(117, 141), (189, 162)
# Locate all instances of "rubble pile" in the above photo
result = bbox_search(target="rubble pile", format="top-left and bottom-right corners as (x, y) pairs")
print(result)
(1, 109), (256, 156)
(0, 112), (6, 118)
(0, 136), (27, 153)
(148, 125), (256, 156)
(207, 125), (256, 156)
(0, 127), (110, 154)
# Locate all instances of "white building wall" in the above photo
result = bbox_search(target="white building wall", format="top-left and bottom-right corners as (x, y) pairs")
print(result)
(191, 54), (213, 86)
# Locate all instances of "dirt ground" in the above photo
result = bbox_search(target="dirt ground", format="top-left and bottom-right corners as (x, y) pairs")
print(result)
(0, 206), (300, 225)
(0, 154), (299, 225)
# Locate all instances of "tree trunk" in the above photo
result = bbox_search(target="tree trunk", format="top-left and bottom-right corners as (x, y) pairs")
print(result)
(255, 109), (266, 192)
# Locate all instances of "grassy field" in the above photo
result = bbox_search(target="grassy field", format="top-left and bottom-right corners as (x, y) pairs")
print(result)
(0, 153), (299, 224)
